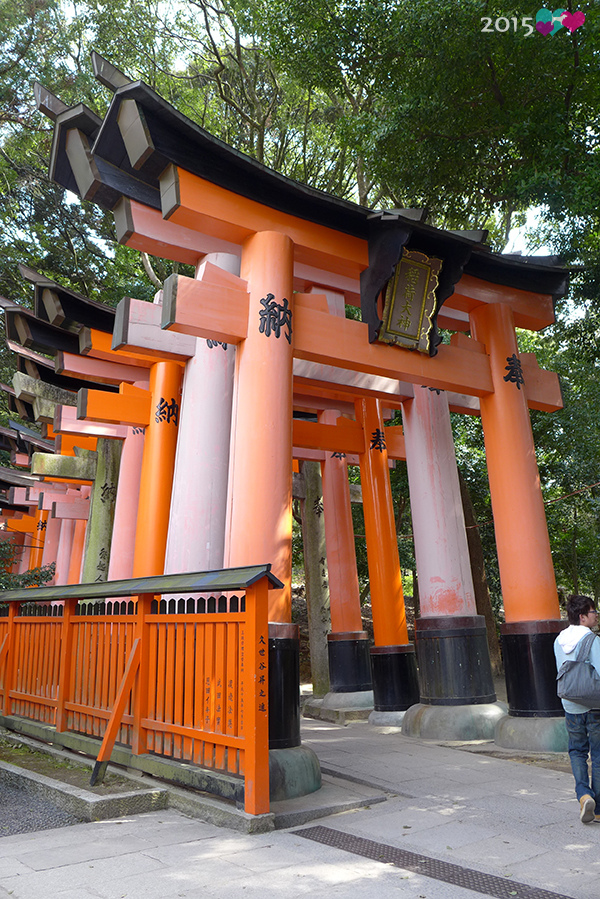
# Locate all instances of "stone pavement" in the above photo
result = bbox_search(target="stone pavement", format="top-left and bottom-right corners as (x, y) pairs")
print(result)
(1, 717), (599, 899)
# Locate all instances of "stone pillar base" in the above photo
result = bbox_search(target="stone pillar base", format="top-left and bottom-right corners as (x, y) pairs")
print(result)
(269, 745), (322, 801)
(303, 689), (374, 725)
(415, 615), (496, 704)
(502, 620), (566, 717)
(402, 701), (507, 741)
(327, 632), (372, 692)
(495, 714), (568, 752)
(269, 623), (300, 749)
(371, 645), (420, 711)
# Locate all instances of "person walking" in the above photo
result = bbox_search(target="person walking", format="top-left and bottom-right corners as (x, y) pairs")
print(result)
(554, 594), (600, 823)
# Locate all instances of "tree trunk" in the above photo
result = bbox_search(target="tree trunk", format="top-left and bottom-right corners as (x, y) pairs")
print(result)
(299, 461), (331, 696)
(458, 469), (503, 676)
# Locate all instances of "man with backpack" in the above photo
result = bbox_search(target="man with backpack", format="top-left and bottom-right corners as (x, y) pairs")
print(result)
(554, 594), (600, 823)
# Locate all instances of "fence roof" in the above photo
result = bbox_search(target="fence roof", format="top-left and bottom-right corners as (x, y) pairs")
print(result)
(0, 565), (284, 603)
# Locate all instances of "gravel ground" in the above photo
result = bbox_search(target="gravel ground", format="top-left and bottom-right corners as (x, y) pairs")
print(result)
(0, 780), (81, 837)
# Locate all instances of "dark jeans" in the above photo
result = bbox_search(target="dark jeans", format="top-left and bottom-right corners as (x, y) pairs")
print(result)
(565, 710), (600, 812)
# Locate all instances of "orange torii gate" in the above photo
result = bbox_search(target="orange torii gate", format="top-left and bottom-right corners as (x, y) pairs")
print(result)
(38, 57), (568, 753)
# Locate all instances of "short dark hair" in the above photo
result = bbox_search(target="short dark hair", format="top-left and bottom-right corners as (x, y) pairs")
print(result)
(566, 594), (596, 625)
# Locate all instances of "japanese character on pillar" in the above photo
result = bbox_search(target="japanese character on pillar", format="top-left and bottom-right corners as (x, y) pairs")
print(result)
(155, 397), (180, 425)
(100, 482), (117, 504)
(37, 520), (47, 531)
(331, 451), (346, 459)
(370, 428), (387, 452)
(503, 354), (525, 390)
(206, 339), (228, 350)
(258, 294), (293, 343)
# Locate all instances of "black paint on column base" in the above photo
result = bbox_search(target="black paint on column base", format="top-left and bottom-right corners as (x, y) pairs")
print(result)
(269, 622), (301, 749)
(327, 632), (373, 693)
(370, 644), (420, 712)
(501, 620), (567, 718)
(415, 615), (496, 705)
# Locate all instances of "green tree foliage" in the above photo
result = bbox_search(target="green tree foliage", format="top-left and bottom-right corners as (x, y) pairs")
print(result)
(3, 0), (600, 612)
(0, 535), (54, 589)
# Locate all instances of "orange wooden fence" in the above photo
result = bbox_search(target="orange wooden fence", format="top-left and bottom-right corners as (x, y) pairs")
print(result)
(0, 566), (281, 815)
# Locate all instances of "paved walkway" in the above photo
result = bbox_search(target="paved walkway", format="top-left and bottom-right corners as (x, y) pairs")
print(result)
(1, 718), (599, 899)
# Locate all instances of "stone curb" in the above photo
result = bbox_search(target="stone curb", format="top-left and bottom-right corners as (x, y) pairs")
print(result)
(0, 758), (168, 822)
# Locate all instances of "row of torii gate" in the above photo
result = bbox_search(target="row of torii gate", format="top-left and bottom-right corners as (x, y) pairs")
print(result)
(1, 53), (571, 780)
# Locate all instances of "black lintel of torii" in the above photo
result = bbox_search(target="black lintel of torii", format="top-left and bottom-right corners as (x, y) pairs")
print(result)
(8, 338), (118, 397)
(1, 381), (35, 423)
(19, 265), (116, 334)
(4, 305), (82, 357)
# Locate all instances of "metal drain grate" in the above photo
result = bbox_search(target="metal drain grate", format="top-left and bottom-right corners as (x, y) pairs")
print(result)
(295, 825), (574, 899)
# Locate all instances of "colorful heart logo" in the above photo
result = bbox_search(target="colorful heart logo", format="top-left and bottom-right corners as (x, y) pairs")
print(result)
(535, 8), (566, 35)
(562, 10), (585, 31)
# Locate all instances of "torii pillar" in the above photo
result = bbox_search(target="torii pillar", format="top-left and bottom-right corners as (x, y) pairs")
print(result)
(356, 397), (420, 722)
(470, 303), (565, 749)
(223, 231), (320, 792)
(401, 387), (504, 740)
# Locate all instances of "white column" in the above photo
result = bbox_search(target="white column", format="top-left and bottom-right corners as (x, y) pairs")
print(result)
(163, 253), (239, 574)
(402, 387), (476, 617)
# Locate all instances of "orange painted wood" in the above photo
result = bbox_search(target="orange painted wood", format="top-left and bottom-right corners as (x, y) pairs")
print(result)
(225, 622), (239, 774)
(162, 165), (368, 278)
(58, 350), (151, 387)
(241, 579), (270, 815)
(214, 622), (226, 770)
(470, 303), (560, 622)
(226, 232), (294, 622)
(519, 354), (563, 413)
(94, 638), (141, 767)
(163, 274), (249, 343)
(292, 418), (365, 455)
(164, 617), (176, 756)
(55, 434), (98, 455)
(132, 362), (183, 578)
(356, 397), (409, 646)
(131, 593), (153, 755)
(115, 197), (229, 265)
(182, 621), (195, 760)
(79, 385), (151, 428)
(192, 621), (205, 765)
(452, 273), (555, 331)
(83, 329), (158, 368)
(0, 604), (18, 715)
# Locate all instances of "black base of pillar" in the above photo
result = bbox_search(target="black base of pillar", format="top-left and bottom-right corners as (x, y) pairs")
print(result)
(269, 622), (301, 749)
(370, 645), (420, 712)
(501, 620), (566, 718)
(327, 632), (373, 693)
(415, 615), (496, 705)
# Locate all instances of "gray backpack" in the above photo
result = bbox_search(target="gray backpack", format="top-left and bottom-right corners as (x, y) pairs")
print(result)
(556, 631), (600, 707)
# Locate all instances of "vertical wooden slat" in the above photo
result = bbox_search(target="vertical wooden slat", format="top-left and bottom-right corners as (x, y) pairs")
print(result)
(1, 603), (19, 716)
(81, 619), (91, 734)
(203, 620), (216, 769)
(225, 622), (239, 774)
(214, 622), (226, 771)
(154, 619), (167, 755)
(131, 593), (153, 756)
(182, 621), (195, 761)
(56, 598), (77, 732)
(193, 621), (205, 765)
(163, 618), (176, 756)
(146, 619), (158, 752)
(173, 621), (185, 759)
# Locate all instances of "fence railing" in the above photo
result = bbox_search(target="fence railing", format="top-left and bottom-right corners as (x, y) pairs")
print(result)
(0, 565), (282, 815)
